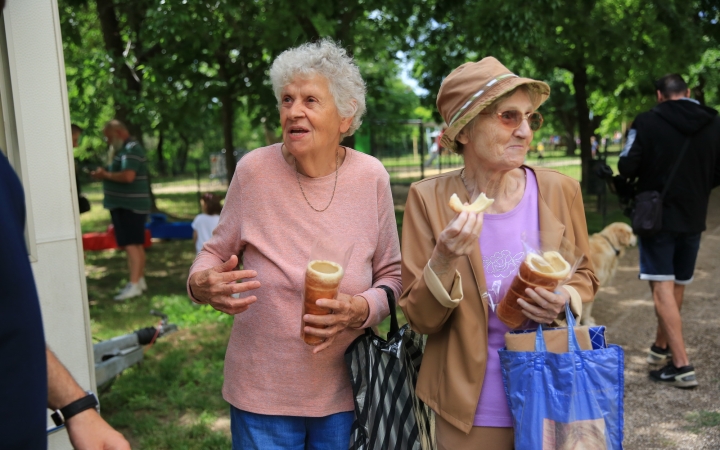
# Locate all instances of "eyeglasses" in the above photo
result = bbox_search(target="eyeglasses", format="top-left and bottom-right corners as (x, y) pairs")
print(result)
(480, 110), (544, 131)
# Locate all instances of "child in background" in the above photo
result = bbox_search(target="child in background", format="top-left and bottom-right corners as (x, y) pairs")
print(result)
(192, 193), (222, 253)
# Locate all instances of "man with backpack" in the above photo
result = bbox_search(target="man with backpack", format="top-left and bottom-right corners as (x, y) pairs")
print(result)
(618, 74), (720, 388)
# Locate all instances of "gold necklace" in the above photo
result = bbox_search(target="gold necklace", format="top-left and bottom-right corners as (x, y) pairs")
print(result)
(294, 147), (340, 212)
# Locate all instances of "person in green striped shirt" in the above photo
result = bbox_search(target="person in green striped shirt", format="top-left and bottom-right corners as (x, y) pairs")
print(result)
(91, 120), (150, 300)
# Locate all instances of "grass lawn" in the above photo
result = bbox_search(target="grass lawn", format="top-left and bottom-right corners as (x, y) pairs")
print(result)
(85, 227), (236, 446)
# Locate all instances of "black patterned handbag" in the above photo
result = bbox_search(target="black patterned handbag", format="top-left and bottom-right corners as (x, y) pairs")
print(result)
(344, 286), (435, 450)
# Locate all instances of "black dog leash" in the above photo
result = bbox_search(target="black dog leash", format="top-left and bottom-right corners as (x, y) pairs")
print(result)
(600, 234), (621, 256)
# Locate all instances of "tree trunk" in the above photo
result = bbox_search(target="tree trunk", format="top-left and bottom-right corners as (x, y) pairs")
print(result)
(95, 0), (143, 140)
(221, 93), (237, 185)
(563, 132), (577, 156)
(693, 74), (706, 105)
(178, 133), (190, 175)
(156, 129), (166, 176)
(295, 13), (321, 41)
(572, 65), (592, 192)
(557, 110), (577, 156)
(262, 119), (281, 145)
(96, 0), (160, 211)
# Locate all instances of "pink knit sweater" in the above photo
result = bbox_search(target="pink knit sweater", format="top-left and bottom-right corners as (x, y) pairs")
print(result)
(188, 144), (402, 416)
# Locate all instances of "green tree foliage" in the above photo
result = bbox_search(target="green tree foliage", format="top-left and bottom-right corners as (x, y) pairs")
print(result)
(409, 0), (716, 189)
(61, 0), (717, 191)
(60, 0), (426, 183)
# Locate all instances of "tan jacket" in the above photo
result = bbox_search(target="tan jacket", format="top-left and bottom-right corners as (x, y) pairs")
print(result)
(399, 167), (599, 434)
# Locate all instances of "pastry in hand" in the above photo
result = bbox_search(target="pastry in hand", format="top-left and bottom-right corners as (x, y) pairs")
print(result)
(448, 192), (494, 214)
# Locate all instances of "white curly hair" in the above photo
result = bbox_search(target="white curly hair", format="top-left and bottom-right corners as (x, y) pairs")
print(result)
(270, 39), (367, 140)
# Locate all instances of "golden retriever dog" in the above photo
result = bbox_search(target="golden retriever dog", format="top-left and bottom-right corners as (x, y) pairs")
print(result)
(582, 222), (637, 326)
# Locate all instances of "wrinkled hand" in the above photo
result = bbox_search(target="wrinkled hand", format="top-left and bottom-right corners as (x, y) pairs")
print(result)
(429, 210), (484, 274)
(303, 293), (369, 354)
(90, 167), (107, 181)
(517, 286), (570, 324)
(66, 409), (131, 450)
(188, 255), (261, 315)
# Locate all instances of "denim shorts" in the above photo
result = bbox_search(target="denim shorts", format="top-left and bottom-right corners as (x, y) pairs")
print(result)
(230, 406), (354, 450)
(638, 231), (702, 284)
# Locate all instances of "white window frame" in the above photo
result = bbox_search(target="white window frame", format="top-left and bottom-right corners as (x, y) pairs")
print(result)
(0, 13), (38, 261)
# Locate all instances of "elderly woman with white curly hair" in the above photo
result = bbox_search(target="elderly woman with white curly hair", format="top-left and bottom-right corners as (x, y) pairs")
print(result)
(187, 39), (401, 449)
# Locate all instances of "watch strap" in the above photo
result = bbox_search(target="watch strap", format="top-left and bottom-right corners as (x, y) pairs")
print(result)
(51, 392), (98, 426)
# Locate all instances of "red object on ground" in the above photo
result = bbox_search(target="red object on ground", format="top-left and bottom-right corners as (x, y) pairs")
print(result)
(82, 225), (152, 251)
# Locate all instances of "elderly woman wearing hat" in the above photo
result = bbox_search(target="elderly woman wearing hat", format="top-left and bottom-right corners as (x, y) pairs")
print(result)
(187, 39), (401, 449)
(399, 57), (598, 448)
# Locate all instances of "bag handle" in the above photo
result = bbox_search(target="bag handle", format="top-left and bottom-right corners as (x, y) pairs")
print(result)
(377, 285), (399, 338)
(534, 302), (581, 353)
(534, 324), (548, 352)
(564, 301), (581, 352)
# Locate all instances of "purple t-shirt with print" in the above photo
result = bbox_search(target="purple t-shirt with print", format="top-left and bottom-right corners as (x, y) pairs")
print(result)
(474, 167), (539, 427)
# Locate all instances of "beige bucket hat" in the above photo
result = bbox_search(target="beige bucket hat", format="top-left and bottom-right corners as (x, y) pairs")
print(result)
(437, 57), (550, 152)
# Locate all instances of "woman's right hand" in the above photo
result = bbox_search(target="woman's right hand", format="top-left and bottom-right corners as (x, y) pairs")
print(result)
(429, 210), (484, 276)
(188, 255), (261, 315)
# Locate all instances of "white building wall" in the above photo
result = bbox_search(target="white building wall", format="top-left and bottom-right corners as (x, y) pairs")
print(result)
(4, 1), (94, 448)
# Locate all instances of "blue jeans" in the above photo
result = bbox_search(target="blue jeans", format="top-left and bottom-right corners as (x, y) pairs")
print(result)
(230, 406), (354, 450)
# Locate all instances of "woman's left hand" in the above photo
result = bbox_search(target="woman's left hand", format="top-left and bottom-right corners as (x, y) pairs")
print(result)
(517, 286), (570, 325)
(303, 293), (369, 354)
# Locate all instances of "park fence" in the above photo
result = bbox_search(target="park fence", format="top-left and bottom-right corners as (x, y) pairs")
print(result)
(363, 120), (463, 182)
(367, 120), (586, 184)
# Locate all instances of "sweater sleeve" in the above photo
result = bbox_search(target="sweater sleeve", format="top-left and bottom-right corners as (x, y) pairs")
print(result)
(354, 172), (402, 328)
(187, 165), (245, 302)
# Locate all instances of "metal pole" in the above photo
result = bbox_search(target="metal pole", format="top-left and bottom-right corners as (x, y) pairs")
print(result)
(196, 159), (201, 214)
(438, 138), (442, 175)
(603, 136), (609, 160)
(419, 122), (425, 180)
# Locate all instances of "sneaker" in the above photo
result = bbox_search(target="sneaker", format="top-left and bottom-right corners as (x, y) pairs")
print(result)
(138, 277), (147, 292)
(114, 282), (143, 301)
(647, 344), (672, 365)
(649, 363), (698, 388)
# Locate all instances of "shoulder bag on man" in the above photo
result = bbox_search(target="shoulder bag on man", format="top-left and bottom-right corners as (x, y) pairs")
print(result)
(631, 135), (693, 236)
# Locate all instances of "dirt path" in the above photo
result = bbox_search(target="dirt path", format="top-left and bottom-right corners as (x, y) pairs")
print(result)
(594, 189), (720, 449)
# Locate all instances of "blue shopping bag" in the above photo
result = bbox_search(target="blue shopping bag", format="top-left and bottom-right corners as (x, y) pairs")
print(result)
(498, 303), (624, 449)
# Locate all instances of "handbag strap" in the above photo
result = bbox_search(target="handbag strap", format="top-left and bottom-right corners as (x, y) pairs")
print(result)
(377, 285), (399, 337)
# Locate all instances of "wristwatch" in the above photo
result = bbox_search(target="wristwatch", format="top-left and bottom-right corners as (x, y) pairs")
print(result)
(51, 391), (99, 426)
